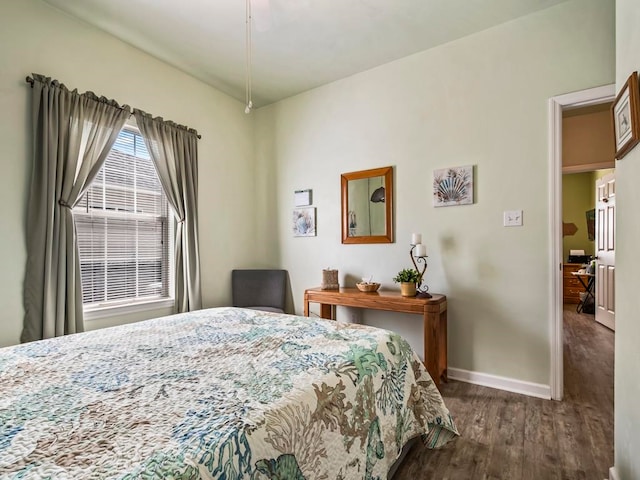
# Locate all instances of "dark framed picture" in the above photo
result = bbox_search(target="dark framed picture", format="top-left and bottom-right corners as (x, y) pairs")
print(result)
(586, 208), (595, 241)
(612, 71), (640, 160)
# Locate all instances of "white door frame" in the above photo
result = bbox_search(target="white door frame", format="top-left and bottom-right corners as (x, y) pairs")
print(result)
(548, 84), (615, 400)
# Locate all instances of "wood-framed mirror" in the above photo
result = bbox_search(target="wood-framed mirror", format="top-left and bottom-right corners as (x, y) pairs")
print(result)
(341, 166), (393, 244)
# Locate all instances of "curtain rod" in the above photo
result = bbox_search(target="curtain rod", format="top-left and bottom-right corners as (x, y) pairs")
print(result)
(25, 76), (202, 140)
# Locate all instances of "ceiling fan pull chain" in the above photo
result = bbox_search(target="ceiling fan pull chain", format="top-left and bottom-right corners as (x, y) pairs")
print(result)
(245, 0), (253, 114)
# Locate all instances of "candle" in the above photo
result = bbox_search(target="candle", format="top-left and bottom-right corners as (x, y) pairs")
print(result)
(415, 244), (427, 257)
(411, 233), (422, 245)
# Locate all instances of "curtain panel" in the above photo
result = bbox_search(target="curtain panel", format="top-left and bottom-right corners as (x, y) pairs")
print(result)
(22, 74), (130, 343)
(133, 110), (202, 313)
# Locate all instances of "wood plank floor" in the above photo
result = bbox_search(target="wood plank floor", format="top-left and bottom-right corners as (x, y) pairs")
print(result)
(394, 305), (614, 480)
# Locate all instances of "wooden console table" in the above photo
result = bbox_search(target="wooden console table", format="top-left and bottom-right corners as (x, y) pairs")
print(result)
(304, 287), (447, 390)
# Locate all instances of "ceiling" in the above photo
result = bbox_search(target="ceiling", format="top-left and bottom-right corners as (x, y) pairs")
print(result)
(42, 0), (571, 108)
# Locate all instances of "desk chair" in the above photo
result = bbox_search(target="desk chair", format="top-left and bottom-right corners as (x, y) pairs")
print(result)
(232, 269), (287, 313)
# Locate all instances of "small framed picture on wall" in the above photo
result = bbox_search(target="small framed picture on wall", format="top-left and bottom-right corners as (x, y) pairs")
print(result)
(433, 165), (474, 207)
(612, 71), (640, 160)
(292, 207), (316, 237)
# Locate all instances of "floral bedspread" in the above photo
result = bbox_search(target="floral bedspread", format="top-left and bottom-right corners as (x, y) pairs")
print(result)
(0, 307), (457, 479)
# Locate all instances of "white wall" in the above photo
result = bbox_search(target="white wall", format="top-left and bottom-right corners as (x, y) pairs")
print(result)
(254, 0), (614, 386)
(0, 0), (256, 346)
(614, 0), (640, 478)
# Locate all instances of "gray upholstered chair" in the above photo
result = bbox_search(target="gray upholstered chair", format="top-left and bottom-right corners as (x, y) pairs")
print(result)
(231, 269), (287, 313)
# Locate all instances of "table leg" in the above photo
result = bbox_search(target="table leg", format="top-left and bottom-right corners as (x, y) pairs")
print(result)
(319, 303), (333, 320)
(304, 294), (334, 320)
(575, 275), (593, 314)
(439, 305), (448, 382)
(304, 292), (309, 317)
(424, 306), (441, 391)
(586, 277), (596, 304)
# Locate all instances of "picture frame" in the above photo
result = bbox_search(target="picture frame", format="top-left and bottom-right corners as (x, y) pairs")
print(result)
(294, 189), (312, 206)
(586, 208), (595, 241)
(612, 71), (640, 160)
(292, 207), (316, 237)
(433, 165), (474, 207)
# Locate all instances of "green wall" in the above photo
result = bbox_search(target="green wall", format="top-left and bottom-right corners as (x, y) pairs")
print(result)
(562, 173), (595, 260)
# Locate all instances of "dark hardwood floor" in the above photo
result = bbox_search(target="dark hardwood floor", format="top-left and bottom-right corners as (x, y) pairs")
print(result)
(395, 305), (614, 480)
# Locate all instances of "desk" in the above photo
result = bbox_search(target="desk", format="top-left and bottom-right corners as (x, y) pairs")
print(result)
(304, 288), (447, 390)
(571, 272), (595, 314)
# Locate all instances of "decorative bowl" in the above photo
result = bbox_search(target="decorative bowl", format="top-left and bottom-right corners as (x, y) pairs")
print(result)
(356, 282), (381, 293)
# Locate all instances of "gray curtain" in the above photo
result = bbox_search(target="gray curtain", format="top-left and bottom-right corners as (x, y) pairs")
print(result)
(22, 75), (131, 343)
(133, 110), (202, 313)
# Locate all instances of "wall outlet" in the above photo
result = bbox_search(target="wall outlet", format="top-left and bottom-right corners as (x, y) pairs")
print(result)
(503, 210), (523, 227)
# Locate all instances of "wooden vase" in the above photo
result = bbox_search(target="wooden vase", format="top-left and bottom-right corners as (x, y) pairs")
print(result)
(400, 282), (417, 297)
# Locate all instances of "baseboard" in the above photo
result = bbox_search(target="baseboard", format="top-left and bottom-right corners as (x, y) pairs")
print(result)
(447, 367), (551, 399)
(609, 466), (619, 480)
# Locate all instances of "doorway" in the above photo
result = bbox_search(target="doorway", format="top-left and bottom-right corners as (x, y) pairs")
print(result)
(562, 168), (614, 312)
(548, 84), (615, 401)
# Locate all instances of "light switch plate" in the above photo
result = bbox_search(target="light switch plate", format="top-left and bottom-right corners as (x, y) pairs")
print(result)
(504, 210), (523, 227)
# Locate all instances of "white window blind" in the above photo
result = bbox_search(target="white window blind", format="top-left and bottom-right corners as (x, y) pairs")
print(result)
(74, 129), (173, 308)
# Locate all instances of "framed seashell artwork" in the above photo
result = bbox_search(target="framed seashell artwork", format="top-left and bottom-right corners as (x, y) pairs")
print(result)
(433, 165), (474, 207)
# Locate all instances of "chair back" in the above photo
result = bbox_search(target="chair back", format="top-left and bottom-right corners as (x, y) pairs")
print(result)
(232, 269), (287, 313)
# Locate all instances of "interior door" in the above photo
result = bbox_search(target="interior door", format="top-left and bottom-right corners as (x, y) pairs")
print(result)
(595, 173), (615, 330)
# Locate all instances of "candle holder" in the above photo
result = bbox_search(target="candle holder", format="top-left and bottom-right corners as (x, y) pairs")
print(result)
(410, 244), (432, 299)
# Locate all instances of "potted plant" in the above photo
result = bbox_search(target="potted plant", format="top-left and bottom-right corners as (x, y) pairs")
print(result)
(393, 268), (420, 297)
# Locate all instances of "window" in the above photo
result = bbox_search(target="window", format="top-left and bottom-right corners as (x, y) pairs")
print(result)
(74, 128), (173, 313)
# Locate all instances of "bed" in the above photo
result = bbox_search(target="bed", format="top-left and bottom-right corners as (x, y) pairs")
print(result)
(0, 307), (457, 479)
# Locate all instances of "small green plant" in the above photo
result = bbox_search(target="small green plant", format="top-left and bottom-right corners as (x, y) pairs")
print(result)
(392, 268), (420, 284)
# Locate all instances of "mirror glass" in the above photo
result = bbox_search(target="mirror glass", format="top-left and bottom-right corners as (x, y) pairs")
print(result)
(347, 177), (386, 236)
(341, 166), (393, 244)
